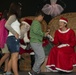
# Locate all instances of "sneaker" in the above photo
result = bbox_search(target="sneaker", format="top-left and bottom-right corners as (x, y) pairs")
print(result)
(4, 74), (12, 75)
(28, 71), (45, 75)
(28, 71), (37, 75)
(3, 72), (13, 75)
(2, 72), (6, 75)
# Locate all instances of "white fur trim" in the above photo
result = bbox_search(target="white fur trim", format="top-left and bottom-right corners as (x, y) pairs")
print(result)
(73, 64), (76, 66)
(59, 19), (67, 23)
(46, 67), (58, 72)
(46, 65), (58, 72)
(30, 52), (35, 55)
(20, 44), (27, 49)
(58, 44), (70, 48)
(56, 68), (73, 72)
(46, 65), (73, 72)
(22, 21), (30, 26)
(58, 28), (70, 33)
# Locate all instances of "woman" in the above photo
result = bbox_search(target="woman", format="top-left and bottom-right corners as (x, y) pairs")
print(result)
(5, 2), (22, 75)
(46, 17), (76, 73)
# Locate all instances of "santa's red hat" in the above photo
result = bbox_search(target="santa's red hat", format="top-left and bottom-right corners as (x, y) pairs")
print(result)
(23, 19), (32, 25)
(59, 17), (68, 24)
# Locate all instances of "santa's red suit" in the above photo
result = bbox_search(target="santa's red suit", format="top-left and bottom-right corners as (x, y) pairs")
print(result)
(19, 19), (33, 55)
(46, 28), (76, 72)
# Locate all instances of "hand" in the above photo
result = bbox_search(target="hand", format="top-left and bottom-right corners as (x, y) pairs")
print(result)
(45, 32), (49, 36)
(47, 35), (54, 42)
(47, 29), (50, 33)
(20, 44), (27, 50)
(15, 33), (19, 39)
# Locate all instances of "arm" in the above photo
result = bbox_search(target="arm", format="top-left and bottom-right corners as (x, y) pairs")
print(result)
(5, 15), (18, 35)
(53, 30), (59, 45)
(68, 30), (76, 47)
(58, 30), (76, 48)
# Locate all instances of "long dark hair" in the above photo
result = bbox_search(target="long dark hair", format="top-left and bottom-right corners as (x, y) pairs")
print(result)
(8, 2), (22, 20)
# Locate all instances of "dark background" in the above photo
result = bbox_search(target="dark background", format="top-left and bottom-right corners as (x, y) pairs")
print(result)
(0, 0), (76, 23)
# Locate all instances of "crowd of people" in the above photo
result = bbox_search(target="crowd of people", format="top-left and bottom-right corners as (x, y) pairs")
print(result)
(0, 1), (76, 75)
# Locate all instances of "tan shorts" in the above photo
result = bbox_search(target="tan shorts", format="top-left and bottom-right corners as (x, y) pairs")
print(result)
(1, 44), (10, 53)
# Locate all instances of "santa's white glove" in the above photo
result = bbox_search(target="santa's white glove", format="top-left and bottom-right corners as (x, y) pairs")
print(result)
(20, 44), (27, 50)
(58, 44), (70, 48)
(47, 35), (54, 42)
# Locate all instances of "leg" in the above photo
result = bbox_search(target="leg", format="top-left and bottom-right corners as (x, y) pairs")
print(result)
(0, 44), (10, 72)
(5, 59), (12, 75)
(4, 57), (9, 72)
(0, 53), (10, 67)
(6, 59), (12, 72)
(11, 52), (19, 75)
(6, 36), (20, 75)
(31, 43), (45, 73)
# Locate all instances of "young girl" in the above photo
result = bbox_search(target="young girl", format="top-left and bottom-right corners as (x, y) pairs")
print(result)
(5, 2), (22, 75)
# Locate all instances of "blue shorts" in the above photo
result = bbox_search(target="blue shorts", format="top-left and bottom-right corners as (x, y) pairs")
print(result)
(7, 36), (20, 53)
